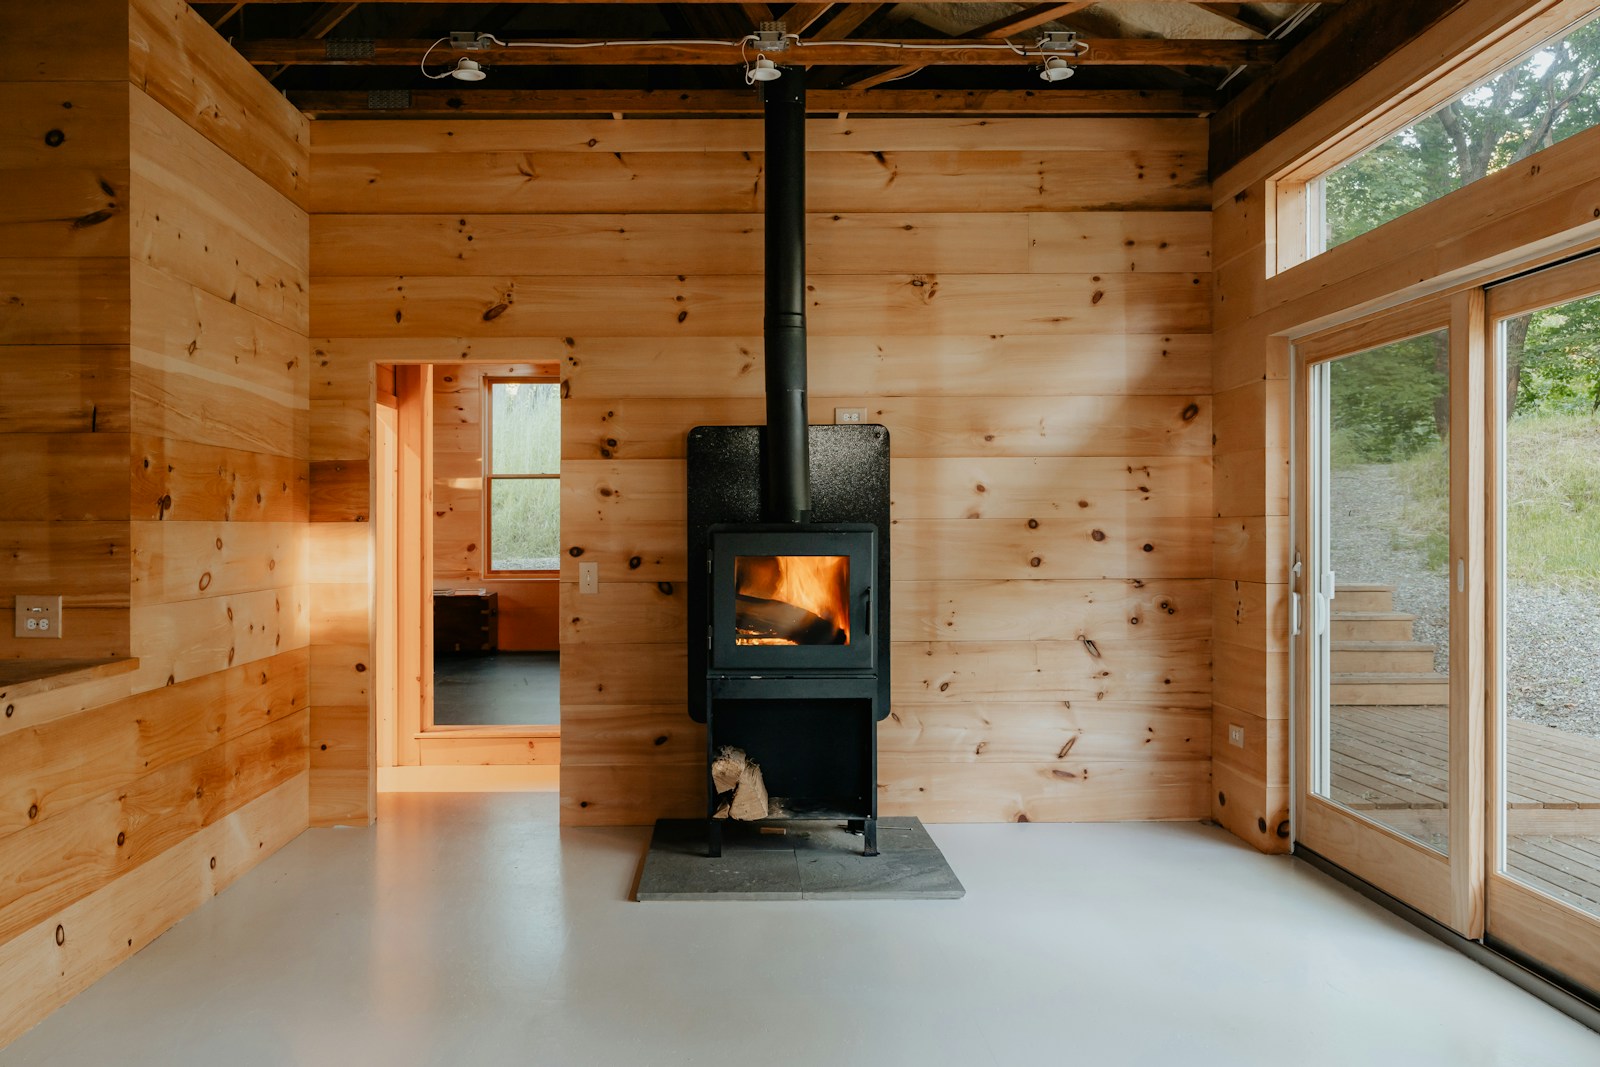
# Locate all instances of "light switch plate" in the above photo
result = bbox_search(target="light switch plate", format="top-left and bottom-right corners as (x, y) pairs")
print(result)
(14, 595), (63, 639)
(834, 407), (865, 424)
(1227, 724), (1245, 748)
(579, 562), (599, 595)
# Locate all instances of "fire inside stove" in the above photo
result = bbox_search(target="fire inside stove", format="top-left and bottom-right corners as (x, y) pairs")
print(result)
(734, 554), (850, 646)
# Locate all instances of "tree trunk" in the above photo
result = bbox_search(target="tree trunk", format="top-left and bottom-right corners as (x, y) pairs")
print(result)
(1503, 313), (1529, 416)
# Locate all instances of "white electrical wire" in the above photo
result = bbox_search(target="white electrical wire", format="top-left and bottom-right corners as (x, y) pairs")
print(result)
(418, 37), (456, 80)
(421, 30), (1083, 84)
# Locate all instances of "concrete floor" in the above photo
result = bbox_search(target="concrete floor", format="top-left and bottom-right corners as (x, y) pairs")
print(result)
(4, 794), (1600, 1066)
(433, 652), (559, 726)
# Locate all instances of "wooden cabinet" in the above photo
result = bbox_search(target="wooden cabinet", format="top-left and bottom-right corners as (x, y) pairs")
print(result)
(434, 590), (499, 655)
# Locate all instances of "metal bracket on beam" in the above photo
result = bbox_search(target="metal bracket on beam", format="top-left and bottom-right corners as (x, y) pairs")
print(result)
(367, 89), (412, 111)
(450, 31), (493, 52)
(325, 38), (375, 60)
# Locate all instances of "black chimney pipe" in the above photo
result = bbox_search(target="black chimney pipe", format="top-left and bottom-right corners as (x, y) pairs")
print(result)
(762, 68), (811, 523)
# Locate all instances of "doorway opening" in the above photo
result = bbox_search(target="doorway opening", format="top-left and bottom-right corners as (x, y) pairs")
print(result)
(375, 360), (563, 790)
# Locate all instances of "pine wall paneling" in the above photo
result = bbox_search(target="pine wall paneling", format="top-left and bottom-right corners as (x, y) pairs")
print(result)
(1207, 0), (1600, 852)
(0, 0), (132, 663)
(310, 115), (1215, 825)
(0, 0), (311, 1044)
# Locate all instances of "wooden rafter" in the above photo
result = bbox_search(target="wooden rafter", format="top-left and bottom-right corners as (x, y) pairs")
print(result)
(781, 3), (835, 33)
(1195, 3), (1271, 36)
(226, 0), (1341, 4)
(265, 2), (360, 83)
(209, 3), (246, 28)
(289, 86), (1216, 116)
(238, 37), (1282, 66)
(808, 3), (882, 41)
(850, 2), (1095, 90)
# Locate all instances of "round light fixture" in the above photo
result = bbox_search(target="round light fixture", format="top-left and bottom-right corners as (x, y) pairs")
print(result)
(451, 57), (488, 82)
(749, 55), (782, 82)
(1039, 56), (1075, 83)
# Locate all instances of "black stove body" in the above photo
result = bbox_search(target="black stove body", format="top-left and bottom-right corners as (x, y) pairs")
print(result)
(685, 69), (890, 857)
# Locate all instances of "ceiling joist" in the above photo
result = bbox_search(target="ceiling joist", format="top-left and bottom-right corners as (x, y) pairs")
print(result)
(291, 86), (1216, 117)
(239, 37), (1283, 67)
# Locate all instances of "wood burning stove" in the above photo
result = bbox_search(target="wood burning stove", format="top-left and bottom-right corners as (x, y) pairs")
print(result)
(684, 62), (888, 859)
(687, 436), (889, 858)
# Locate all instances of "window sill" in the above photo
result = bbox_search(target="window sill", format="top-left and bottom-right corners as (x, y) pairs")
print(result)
(0, 657), (140, 699)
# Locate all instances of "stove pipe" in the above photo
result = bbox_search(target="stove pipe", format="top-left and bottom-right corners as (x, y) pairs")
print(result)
(762, 69), (811, 524)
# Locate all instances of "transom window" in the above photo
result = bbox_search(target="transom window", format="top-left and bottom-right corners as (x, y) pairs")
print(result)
(1303, 10), (1600, 259)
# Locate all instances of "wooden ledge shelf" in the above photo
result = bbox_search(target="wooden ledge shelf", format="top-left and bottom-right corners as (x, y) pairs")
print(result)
(0, 658), (139, 700)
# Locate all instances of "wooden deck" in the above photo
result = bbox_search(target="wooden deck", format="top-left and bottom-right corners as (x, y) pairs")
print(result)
(1330, 705), (1600, 919)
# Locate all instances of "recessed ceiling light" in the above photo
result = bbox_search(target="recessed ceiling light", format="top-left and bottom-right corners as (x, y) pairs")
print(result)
(1039, 56), (1074, 83)
(451, 57), (488, 82)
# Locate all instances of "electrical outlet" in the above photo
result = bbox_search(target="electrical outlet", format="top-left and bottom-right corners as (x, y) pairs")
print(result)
(579, 562), (599, 595)
(14, 595), (62, 639)
(834, 407), (865, 424)
(1227, 724), (1245, 749)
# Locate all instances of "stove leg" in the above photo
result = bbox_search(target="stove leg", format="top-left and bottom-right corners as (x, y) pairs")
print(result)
(707, 819), (723, 858)
(863, 816), (878, 857)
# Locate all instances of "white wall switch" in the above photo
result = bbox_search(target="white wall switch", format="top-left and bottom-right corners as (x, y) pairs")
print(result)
(834, 407), (865, 424)
(14, 595), (63, 639)
(1227, 724), (1245, 749)
(579, 562), (599, 595)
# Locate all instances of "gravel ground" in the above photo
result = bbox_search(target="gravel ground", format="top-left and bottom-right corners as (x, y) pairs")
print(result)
(1331, 463), (1600, 738)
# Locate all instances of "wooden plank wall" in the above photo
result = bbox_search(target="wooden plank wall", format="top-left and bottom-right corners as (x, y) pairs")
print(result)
(0, 0), (132, 661)
(0, 0), (311, 1043)
(432, 363), (560, 651)
(1208, 0), (1600, 853)
(311, 116), (1215, 825)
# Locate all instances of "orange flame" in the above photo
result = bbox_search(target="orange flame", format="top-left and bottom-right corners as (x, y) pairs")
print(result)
(735, 555), (850, 645)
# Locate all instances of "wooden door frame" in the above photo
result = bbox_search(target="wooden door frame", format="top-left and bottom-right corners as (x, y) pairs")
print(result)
(372, 360), (563, 788)
(1483, 253), (1600, 991)
(1291, 293), (1487, 936)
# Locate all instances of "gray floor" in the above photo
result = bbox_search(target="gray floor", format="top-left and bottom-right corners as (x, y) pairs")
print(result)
(5, 793), (1600, 1066)
(433, 652), (558, 726)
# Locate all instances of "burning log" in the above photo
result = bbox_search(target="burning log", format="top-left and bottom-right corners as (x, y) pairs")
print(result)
(709, 745), (770, 821)
(735, 593), (844, 645)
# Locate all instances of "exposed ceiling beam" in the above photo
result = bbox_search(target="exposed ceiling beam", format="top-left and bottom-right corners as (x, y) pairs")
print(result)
(290, 86), (1215, 116)
(1194, 3), (1271, 36)
(808, 3), (882, 40)
(240, 37), (1282, 66)
(266, 2), (360, 83)
(741, 3), (776, 22)
(209, 3), (246, 28)
(781, 3), (835, 32)
(850, 2), (1094, 90)
(227, 0), (1340, 4)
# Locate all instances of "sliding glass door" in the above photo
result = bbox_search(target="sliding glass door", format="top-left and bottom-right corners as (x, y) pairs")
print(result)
(1486, 257), (1600, 990)
(1294, 297), (1485, 935)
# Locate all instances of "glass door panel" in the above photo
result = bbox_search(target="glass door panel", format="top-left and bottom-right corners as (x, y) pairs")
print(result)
(1295, 297), (1478, 934)
(1488, 263), (1600, 992)
(1313, 330), (1454, 851)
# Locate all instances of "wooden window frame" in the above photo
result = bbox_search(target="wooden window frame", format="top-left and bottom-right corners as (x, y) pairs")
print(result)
(1292, 293), (1488, 937)
(1483, 252), (1600, 993)
(482, 374), (561, 579)
(1269, 0), (1600, 278)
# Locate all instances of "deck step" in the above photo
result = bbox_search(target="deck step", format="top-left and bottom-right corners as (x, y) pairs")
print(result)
(1331, 611), (1418, 641)
(1332, 672), (1450, 706)
(1331, 640), (1438, 673)
(1334, 585), (1397, 612)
